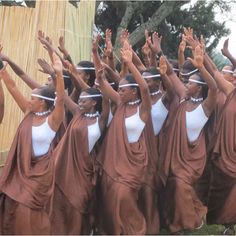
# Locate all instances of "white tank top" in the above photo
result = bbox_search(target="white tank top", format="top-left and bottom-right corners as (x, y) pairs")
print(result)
(32, 117), (56, 157)
(107, 107), (113, 127)
(151, 98), (168, 136)
(186, 104), (208, 142)
(88, 117), (101, 153)
(125, 106), (145, 143)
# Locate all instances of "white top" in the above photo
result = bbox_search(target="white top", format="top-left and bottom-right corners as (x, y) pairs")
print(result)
(151, 98), (168, 136)
(125, 106), (145, 143)
(186, 104), (208, 142)
(88, 117), (101, 153)
(32, 117), (56, 157)
(107, 107), (113, 127)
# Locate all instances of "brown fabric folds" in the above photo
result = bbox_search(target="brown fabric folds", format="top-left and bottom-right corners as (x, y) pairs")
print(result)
(97, 104), (148, 190)
(163, 101), (207, 232)
(54, 110), (95, 213)
(0, 113), (64, 234)
(96, 104), (148, 235)
(0, 114), (56, 209)
(213, 89), (236, 178)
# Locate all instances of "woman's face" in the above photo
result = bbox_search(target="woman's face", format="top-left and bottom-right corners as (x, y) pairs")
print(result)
(76, 68), (89, 84)
(78, 91), (96, 113)
(185, 74), (201, 97)
(142, 72), (160, 91)
(118, 79), (136, 103)
(29, 89), (45, 112)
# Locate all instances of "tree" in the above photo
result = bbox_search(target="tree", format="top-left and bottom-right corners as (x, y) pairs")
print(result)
(95, 0), (230, 62)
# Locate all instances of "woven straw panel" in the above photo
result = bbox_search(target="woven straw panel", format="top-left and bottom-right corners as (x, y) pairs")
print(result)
(0, 0), (95, 169)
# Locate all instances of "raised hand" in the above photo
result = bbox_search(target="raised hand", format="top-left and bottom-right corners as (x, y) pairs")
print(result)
(142, 42), (151, 57)
(37, 58), (55, 75)
(38, 30), (54, 58)
(179, 34), (186, 53)
(159, 56), (167, 75)
(51, 52), (63, 74)
(119, 29), (130, 46)
(187, 45), (204, 69)
(58, 36), (68, 55)
(147, 31), (162, 54)
(221, 38), (229, 57)
(92, 34), (102, 54)
(121, 41), (132, 63)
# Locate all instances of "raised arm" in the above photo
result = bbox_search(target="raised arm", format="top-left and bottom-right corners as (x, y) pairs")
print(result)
(0, 64), (29, 113)
(178, 35), (186, 70)
(188, 45), (217, 116)
(58, 36), (73, 63)
(0, 51), (41, 89)
(0, 78), (4, 123)
(221, 38), (236, 67)
(96, 66), (120, 106)
(104, 29), (115, 70)
(121, 41), (151, 122)
(159, 56), (174, 108)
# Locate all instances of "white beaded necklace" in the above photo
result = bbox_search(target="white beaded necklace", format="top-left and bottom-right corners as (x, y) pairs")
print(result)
(128, 99), (141, 105)
(150, 90), (162, 96)
(34, 109), (51, 117)
(190, 97), (203, 103)
(84, 111), (100, 118)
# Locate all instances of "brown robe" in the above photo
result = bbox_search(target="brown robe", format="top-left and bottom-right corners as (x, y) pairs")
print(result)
(163, 101), (207, 233)
(0, 113), (63, 235)
(96, 104), (147, 235)
(138, 116), (160, 234)
(51, 111), (97, 235)
(207, 89), (236, 224)
(195, 91), (226, 206)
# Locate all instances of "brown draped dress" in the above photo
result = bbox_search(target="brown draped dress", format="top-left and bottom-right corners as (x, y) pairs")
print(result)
(50, 110), (97, 235)
(0, 114), (63, 235)
(207, 89), (236, 225)
(96, 104), (148, 235)
(163, 101), (207, 233)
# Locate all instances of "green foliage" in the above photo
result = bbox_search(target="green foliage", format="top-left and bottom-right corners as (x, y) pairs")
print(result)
(95, 1), (230, 60)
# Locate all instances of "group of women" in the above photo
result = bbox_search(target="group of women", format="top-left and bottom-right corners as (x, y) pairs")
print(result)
(0, 27), (236, 235)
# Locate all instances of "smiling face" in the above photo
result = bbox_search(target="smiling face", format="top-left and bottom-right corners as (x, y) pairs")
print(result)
(78, 91), (96, 113)
(118, 79), (137, 103)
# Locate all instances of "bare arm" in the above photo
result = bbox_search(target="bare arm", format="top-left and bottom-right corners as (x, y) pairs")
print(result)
(0, 66), (29, 113)
(64, 93), (79, 115)
(121, 42), (151, 122)
(221, 38), (236, 67)
(0, 79), (4, 123)
(98, 95), (110, 132)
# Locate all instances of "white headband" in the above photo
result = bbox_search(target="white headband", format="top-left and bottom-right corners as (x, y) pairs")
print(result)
(31, 93), (55, 101)
(188, 78), (207, 85)
(79, 94), (102, 98)
(142, 74), (161, 79)
(94, 81), (115, 86)
(222, 69), (234, 74)
(76, 67), (95, 70)
(47, 75), (71, 79)
(180, 69), (199, 76)
(119, 83), (139, 88)
(173, 68), (180, 72)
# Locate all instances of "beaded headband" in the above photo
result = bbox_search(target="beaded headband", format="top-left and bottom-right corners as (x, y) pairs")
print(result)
(180, 69), (199, 76)
(142, 74), (161, 79)
(79, 94), (102, 98)
(222, 69), (234, 74)
(76, 67), (95, 70)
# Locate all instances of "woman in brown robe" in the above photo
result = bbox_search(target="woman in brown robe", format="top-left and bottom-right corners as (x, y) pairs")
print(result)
(50, 87), (109, 235)
(95, 41), (151, 235)
(0, 46), (64, 234)
(206, 61), (236, 235)
(162, 45), (217, 233)
(138, 62), (173, 234)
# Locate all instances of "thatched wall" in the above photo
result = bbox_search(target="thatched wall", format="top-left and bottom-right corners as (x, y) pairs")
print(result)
(0, 0), (95, 171)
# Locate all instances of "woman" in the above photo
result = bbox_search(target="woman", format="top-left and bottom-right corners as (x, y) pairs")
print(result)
(206, 59), (236, 235)
(96, 41), (151, 235)
(163, 45), (217, 233)
(139, 64), (173, 234)
(51, 87), (109, 235)
(0, 48), (64, 234)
